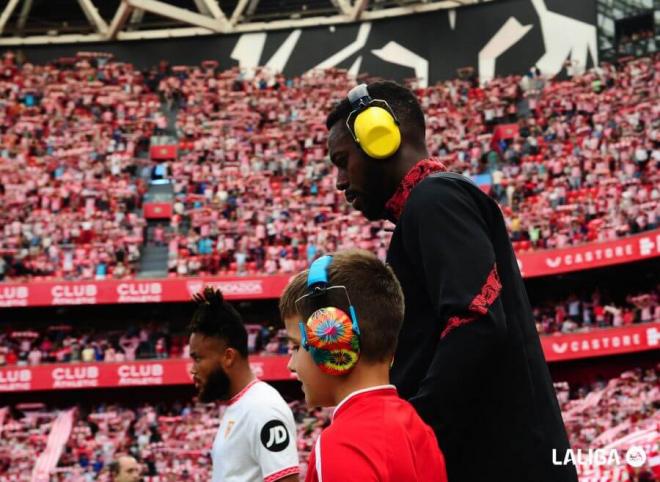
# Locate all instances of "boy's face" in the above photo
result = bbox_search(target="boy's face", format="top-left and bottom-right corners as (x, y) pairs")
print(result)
(284, 315), (338, 407)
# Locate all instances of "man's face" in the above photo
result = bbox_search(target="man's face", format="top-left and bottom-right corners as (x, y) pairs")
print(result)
(284, 315), (337, 408)
(115, 456), (141, 482)
(188, 333), (231, 403)
(328, 123), (391, 221)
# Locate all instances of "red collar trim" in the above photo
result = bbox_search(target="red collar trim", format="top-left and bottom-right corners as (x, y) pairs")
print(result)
(228, 378), (259, 406)
(384, 158), (447, 222)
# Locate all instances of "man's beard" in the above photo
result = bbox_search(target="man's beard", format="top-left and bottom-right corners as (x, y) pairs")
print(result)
(198, 366), (231, 403)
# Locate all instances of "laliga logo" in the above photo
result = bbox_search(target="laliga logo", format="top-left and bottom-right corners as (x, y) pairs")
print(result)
(52, 366), (99, 381)
(0, 369), (32, 384)
(117, 282), (162, 296)
(118, 364), (164, 378)
(554, 448), (645, 467)
(51, 284), (97, 298)
(647, 327), (660, 347)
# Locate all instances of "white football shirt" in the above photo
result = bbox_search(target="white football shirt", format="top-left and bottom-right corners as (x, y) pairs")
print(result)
(211, 379), (300, 482)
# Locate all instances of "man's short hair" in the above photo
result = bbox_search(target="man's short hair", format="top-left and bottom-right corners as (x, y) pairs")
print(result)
(108, 461), (120, 478)
(326, 80), (426, 140)
(188, 287), (249, 357)
(279, 249), (405, 363)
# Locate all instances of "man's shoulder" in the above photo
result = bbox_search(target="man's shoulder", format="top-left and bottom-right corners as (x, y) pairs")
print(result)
(240, 381), (286, 405)
(239, 381), (293, 421)
(401, 172), (491, 220)
(410, 172), (478, 201)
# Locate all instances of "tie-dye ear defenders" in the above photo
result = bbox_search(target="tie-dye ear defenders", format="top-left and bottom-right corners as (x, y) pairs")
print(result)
(295, 255), (361, 376)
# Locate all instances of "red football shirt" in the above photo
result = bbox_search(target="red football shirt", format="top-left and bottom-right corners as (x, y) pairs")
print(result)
(305, 385), (447, 482)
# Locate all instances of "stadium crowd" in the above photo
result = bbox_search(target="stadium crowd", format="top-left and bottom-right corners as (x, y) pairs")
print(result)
(0, 320), (295, 367)
(0, 282), (657, 367)
(1, 369), (657, 481)
(0, 405), (55, 481)
(0, 53), (658, 280)
(161, 55), (658, 276)
(0, 52), (155, 282)
(535, 287), (659, 335)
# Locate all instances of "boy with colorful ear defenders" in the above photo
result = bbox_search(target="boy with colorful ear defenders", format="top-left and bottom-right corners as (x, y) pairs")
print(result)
(279, 249), (447, 482)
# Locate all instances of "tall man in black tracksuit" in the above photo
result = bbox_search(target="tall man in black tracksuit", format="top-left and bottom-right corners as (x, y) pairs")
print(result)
(325, 81), (578, 482)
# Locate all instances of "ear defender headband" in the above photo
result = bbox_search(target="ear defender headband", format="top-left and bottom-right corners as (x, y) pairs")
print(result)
(297, 255), (361, 376)
(346, 84), (402, 159)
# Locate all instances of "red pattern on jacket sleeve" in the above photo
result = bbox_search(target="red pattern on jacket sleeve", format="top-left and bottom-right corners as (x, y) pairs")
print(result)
(440, 264), (502, 339)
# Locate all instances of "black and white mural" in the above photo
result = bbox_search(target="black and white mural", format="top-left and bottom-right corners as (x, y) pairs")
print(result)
(9, 0), (598, 84)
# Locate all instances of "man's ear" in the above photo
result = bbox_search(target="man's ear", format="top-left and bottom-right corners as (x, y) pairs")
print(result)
(222, 347), (240, 369)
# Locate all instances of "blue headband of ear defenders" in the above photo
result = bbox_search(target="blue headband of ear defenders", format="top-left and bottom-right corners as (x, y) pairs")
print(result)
(307, 255), (333, 289)
(304, 255), (359, 332)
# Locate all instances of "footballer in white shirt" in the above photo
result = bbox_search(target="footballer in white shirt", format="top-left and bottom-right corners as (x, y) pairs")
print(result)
(188, 287), (300, 482)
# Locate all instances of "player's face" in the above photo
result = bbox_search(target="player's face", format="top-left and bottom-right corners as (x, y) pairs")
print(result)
(115, 456), (141, 482)
(188, 333), (231, 403)
(328, 123), (391, 221)
(284, 316), (336, 407)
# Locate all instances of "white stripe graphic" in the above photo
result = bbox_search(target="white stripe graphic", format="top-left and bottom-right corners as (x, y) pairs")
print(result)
(315, 435), (323, 482)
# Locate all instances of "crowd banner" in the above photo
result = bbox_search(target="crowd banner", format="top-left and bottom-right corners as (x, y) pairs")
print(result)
(0, 275), (293, 307)
(0, 230), (658, 308)
(1, 323), (658, 392)
(540, 321), (660, 362)
(517, 229), (660, 278)
(0, 356), (296, 393)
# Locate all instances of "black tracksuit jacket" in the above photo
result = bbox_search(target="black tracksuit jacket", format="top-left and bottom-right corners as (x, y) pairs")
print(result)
(386, 172), (578, 482)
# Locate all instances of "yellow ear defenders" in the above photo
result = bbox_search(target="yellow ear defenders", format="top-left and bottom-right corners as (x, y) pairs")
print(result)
(346, 84), (402, 159)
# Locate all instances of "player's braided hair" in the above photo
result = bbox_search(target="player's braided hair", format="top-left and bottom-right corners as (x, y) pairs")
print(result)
(189, 287), (248, 357)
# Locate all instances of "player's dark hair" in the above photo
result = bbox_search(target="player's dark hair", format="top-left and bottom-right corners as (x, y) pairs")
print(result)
(188, 287), (248, 358)
(280, 249), (404, 363)
(108, 461), (120, 478)
(326, 80), (426, 142)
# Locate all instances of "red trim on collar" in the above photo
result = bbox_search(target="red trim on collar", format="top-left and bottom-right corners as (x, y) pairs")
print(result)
(384, 158), (447, 221)
(228, 379), (260, 406)
(264, 466), (300, 482)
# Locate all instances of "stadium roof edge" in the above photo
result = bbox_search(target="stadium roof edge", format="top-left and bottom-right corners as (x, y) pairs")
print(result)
(0, 0), (487, 46)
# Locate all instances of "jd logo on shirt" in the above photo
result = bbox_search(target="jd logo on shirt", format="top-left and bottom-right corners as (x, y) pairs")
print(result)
(260, 420), (289, 452)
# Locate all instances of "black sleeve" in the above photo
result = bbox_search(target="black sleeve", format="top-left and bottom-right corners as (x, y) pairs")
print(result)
(400, 177), (508, 431)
